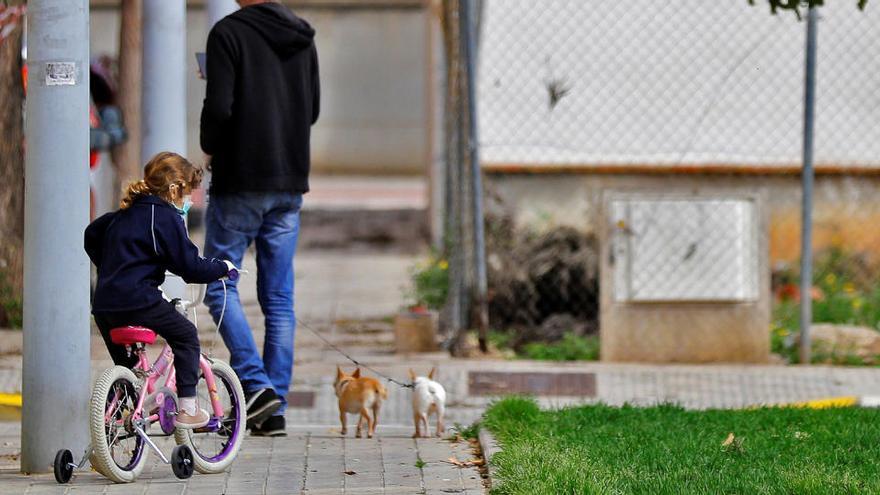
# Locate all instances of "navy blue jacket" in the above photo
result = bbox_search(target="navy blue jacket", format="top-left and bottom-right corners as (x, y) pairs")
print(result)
(85, 195), (228, 313)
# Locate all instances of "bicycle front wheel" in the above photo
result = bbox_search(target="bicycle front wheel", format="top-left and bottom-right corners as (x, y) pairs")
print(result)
(175, 359), (245, 474)
(89, 366), (149, 483)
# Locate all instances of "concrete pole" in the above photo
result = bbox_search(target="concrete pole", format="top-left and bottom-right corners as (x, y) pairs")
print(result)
(799, 5), (818, 365)
(207, 0), (238, 27)
(143, 0), (187, 300)
(142, 0), (187, 161)
(21, 0), (91, 473)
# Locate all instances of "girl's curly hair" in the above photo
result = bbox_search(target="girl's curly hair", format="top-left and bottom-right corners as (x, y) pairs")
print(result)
(120, 152), (203, 209)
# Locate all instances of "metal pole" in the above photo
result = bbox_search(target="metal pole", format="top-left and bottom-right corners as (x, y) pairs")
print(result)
(21, 0), (91, 473)
(461, 0), (489, 352)
(799, 5), (818, 365)
(207, 0), (238, 28)
(142, 0), (187, 160)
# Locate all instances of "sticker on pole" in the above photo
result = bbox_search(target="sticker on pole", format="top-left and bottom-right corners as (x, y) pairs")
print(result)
(45, 62), (77, 86)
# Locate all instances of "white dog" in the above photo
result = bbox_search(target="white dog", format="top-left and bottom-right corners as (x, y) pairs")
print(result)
(409, 368), (447, 438)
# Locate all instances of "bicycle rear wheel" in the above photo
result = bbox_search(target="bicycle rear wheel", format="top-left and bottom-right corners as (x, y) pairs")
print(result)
(89, 366), (149, 483)
(175, 359), (245, 473)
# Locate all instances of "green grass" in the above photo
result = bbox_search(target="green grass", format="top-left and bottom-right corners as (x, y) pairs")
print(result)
(488, 331), (600, 361)
(484, 396), (880, 494)
(520, 332), (599, 361)
(452, 421), (481, 440)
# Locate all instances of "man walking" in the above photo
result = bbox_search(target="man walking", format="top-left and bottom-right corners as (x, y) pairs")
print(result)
(200, 0), (319, 437)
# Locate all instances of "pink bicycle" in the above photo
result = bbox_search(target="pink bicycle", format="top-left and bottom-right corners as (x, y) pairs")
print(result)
(54, 285), (246, 483)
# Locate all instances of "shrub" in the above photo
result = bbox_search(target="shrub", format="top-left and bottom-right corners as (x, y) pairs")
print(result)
(0, 269), (22, 329)
(772, 247), (880, 364)
(407, 252), (448, 310)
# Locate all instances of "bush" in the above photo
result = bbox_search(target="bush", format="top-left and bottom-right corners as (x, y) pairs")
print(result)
(407, 252), (448, 310)
(0, 269), (22, 329)
(772, 247), (880, 364)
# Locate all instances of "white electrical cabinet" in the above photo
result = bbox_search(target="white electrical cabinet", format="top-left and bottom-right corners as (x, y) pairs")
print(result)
(609, 198), (758, 303)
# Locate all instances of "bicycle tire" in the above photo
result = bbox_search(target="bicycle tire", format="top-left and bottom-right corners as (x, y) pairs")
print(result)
(89, 366), (149, 483)
(175, 359), (245, 474)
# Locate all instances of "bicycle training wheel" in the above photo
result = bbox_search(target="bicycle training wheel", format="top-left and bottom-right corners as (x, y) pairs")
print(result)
(175, 359), (245, 474)
(89, 366), (149, 483)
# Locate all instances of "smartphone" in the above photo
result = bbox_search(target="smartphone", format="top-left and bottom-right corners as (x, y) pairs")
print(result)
(195, 52), (207, 80)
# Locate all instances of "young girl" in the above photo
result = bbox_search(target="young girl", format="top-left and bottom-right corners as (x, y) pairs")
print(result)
(85, 151), (234, 429)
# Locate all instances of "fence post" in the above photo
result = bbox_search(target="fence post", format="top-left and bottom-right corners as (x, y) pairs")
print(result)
(799, 4), (818, 365)
(460, 0), (489, 352)
(21, 0), (92, 473)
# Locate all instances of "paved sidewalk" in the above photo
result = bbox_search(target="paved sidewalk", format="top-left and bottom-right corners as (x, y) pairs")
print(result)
(0, 424), (483, 494)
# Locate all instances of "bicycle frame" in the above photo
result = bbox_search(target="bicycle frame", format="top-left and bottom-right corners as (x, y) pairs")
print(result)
(105, 343), (225, 431)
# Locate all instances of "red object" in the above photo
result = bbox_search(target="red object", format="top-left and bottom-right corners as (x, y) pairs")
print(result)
(89, 106), (101, 169)
(408, 304), (430, 315)
(110, 326), (158, 346)
(774, 283), (824, 302)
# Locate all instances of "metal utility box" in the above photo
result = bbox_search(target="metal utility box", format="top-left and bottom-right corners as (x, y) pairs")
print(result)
(600, 192), (770, 363)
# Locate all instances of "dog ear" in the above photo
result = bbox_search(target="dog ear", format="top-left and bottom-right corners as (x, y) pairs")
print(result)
(353, 367), (361, 378)
(408, 368), (416, 380)
(428, 367), (437, 380)
(336, 365), (344, 379)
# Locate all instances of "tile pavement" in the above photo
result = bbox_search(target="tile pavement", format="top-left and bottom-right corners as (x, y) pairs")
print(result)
(0, 424), (484, 494)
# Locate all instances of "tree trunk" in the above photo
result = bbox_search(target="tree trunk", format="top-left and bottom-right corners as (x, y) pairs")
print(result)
(0, 3), (26, 327)
(110, 0), (143, 203)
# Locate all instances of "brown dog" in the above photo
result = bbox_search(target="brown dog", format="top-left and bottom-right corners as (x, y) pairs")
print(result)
(334, 366), (388, 438)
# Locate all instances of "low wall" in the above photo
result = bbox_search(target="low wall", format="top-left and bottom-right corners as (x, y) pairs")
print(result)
(485, 172), (880, 266)
(485, 170), (880, 363)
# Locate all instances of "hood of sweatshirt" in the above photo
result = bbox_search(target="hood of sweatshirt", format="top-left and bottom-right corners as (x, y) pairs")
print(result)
(229, 2), (315, 57)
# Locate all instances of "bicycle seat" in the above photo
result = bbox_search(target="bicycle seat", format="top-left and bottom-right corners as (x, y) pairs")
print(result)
(109, 326), (157, 345)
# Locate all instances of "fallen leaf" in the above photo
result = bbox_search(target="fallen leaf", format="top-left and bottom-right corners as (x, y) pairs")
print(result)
(446, 456), (465, 467)
(444, 456), (481, 468)
(721, 433), (735, 447)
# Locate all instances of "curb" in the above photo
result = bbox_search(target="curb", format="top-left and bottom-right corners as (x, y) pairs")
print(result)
(787, 396), (880, 409)
(0, 393), (21, 408)
(477, 428), (501, 491)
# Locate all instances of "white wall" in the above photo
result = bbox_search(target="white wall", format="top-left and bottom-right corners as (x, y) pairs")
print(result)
(89, 4), (428, 175)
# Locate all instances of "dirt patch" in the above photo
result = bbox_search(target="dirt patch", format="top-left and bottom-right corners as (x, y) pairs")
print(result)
(486, 214), (599, 346)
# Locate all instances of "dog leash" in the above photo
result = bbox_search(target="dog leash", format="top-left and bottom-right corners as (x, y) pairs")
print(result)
(295, 317), (414, 389)
(191, 282), (413, 388)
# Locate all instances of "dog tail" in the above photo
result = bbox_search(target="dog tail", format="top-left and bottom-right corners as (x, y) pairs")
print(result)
(376, 383), (388, 400)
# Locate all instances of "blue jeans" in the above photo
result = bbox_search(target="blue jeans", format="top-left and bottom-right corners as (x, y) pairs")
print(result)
(203, 192), (302, 415)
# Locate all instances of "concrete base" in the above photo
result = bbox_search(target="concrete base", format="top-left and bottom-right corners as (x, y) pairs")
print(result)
(599, 189), (771, 363)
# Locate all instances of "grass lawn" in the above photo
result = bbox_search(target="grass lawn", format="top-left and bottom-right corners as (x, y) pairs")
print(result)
(483, 397), (880, 494)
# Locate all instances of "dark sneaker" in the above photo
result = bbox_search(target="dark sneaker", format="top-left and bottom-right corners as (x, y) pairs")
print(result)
(251, 415), (287, 437)
(245, 388), (282, 429)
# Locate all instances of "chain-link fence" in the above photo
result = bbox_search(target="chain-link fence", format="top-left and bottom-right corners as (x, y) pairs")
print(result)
(441, 0), (880, 363)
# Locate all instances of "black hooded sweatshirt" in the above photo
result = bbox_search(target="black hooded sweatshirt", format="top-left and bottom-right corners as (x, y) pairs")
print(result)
(200, 2), (320, 195)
